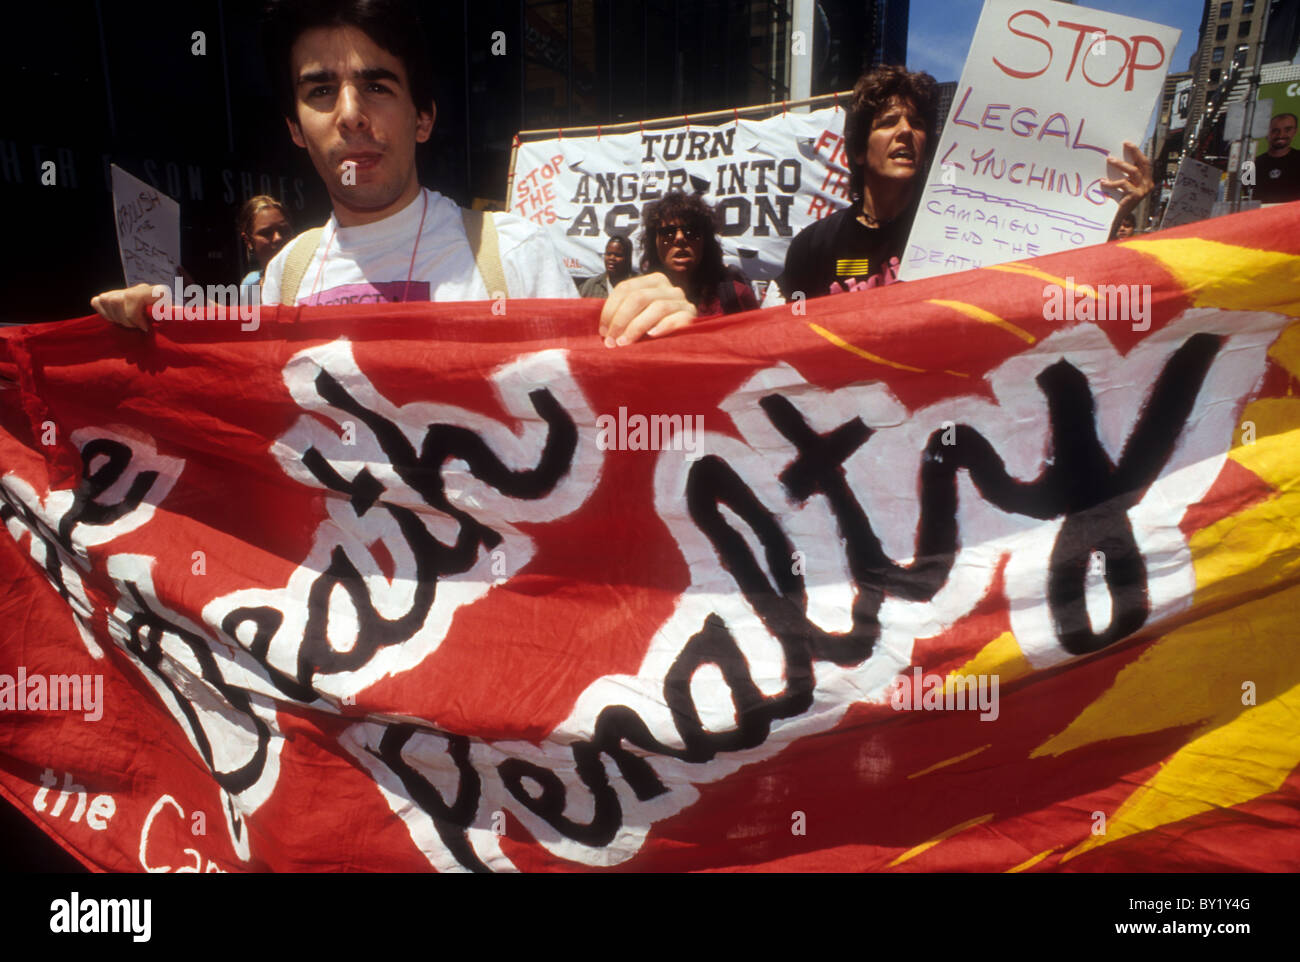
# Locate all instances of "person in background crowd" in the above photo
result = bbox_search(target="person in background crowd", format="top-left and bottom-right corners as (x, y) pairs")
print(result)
(579, 235), (635, 297)
(1256, 112), (1300, 204)
(1113, 213), (1137, 239)
(238, 195), (294, 287)
(637, 192), (757, 318)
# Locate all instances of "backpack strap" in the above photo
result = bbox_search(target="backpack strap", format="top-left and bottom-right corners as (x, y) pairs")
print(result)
(278, 227), (325, 306)
(461, 208), (510, 298)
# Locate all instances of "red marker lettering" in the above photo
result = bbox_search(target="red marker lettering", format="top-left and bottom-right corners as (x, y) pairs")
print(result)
(994, 10), (1053, 80)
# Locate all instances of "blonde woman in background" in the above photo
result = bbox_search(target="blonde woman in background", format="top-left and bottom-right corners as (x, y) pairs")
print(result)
(238, 195), (293, 288)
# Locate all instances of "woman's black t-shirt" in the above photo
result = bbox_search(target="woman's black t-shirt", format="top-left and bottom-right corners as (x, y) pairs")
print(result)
(775, 205), (912, 300)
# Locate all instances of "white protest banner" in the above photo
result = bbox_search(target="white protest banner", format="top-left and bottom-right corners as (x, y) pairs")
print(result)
(1161, 157), (1222, 228)
(898, 0), (1179, 282)
(111, 164), (181, 288)
(509, 102), (851, 291)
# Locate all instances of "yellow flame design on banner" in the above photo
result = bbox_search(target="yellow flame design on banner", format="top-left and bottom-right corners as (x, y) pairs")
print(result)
(1037, 236), (1300, 863)
(896, 234), (1300, 869)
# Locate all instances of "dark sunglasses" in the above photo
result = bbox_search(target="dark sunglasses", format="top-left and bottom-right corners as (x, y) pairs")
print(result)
(656, 224), (701, 242)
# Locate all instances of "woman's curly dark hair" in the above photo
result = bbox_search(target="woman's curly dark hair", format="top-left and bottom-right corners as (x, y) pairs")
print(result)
(639, 191), (726, 296)
(843, 65), (939, 200)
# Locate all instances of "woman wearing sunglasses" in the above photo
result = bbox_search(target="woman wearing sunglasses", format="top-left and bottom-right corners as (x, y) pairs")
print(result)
(638, 192), (758, 319)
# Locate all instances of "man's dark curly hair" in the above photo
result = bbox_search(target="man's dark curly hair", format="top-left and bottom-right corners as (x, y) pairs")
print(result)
(262, 0), (436, 122)
(843, 65), (939, 200)
(639, 192), (726, 295)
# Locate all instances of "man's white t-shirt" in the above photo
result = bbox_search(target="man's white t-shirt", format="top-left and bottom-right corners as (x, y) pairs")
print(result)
(262, 188), (576, 305)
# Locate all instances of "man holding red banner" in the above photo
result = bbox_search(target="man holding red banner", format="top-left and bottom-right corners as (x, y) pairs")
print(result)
(91, 0), (577, 328)
(89, 0), (710, 342)
(257, 0), (581, 308)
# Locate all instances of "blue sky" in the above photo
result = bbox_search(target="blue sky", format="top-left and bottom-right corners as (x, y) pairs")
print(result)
(907, 0), (1205, 82)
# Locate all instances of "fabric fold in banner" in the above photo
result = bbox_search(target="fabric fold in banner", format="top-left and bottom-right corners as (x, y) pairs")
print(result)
(2, 203), (1299, 872)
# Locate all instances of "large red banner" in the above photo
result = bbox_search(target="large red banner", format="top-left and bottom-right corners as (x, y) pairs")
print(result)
(2, 204), (1299, 872)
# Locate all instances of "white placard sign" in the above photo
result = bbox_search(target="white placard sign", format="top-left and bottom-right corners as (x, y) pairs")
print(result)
(111, 164), (181, 288)
(509, 106), (852, 286)
(1161, 157), (1222, 229)
(898, 0), (1179, 281)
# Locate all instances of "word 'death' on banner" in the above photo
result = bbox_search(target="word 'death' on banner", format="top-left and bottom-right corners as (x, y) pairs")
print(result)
(899, 0), (1179, 282)
(510, 106), (851, 285)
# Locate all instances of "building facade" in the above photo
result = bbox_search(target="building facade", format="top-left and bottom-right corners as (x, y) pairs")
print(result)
(1149, 0), (1299, 222)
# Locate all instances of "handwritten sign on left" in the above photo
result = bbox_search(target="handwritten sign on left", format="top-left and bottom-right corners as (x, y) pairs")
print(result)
(111, 164), (180, 288)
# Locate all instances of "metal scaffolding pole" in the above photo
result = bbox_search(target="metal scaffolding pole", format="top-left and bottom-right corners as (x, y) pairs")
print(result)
(1231, 0), (1274, 211)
